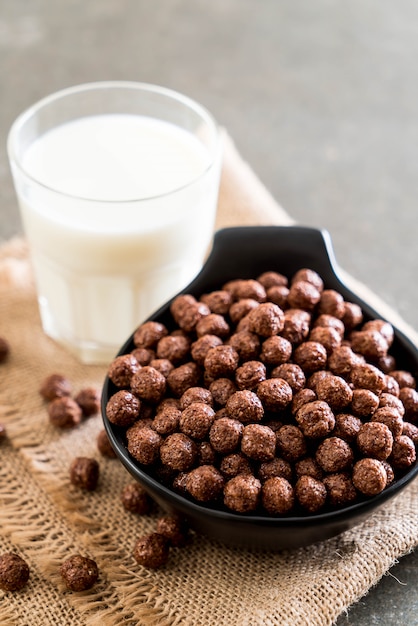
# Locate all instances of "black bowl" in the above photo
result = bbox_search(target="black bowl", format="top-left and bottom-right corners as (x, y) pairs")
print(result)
(102, 226), (418, 550)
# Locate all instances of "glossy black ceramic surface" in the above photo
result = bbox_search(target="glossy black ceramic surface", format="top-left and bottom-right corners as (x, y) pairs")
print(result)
(101, 226), (418, 550)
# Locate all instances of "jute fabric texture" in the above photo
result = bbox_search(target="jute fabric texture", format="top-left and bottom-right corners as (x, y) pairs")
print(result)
(0, 133), (417, 626)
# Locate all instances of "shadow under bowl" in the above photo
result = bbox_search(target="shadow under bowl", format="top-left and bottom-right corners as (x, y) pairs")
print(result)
(101, 226), (418, 551)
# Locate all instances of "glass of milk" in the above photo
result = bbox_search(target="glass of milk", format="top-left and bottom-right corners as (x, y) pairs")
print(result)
(7, 82), (222, 364)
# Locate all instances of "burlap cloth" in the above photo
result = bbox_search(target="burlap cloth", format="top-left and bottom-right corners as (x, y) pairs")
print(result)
(1, 133), (417, 626)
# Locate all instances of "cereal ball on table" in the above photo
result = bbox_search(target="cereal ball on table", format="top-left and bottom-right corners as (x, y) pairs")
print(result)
(69, 457), (99, 491)
(133, 533), (169, 569)
(97, 429), (117, 458)
(60, 555), (99, 591)
(39, 373), (72, 401)
(121, 482), (152, 515)
(262, 477), (295, 514)
(0, 337), (10, 363)
(185, 465), (225, 502)
(0, 553), (30, 591)
(48, 397), (82, 429)
(75, 387), (100, 417)
(223, 475), (261, 513)
(156, 515), (189, 547)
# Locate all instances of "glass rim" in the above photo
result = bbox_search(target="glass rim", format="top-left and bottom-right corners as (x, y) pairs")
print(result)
(7, 80), (222, 204)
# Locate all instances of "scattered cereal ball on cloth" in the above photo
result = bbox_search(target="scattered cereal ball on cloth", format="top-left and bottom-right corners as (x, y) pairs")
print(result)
(352, 458), (387, 495)
(0, 553), (30, 591)
(0, 423), (7, 442)
(74, 387), (100, 417)
(69, 457), (99, 491)
(156, 515), (189, 547)
(121, 482), (152, 514)
(39, 373), (72, 401)
(224, 475), (261, 513)
(48, 397), (82, 429)
(0, 337), (10, 363)
(96, 429), (117, 458)
(185, 465), (225, 502)
(133, 533), (169, 569)
(60, 555), (99, 591)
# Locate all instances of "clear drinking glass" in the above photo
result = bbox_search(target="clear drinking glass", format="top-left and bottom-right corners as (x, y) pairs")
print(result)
(7, 81), (222, 364)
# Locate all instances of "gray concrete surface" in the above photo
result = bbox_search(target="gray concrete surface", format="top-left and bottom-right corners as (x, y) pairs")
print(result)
(1, 1), (417, 624)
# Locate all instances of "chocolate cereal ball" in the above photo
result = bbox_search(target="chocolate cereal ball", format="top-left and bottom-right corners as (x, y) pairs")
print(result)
(75, 387), (100, 417)
(220, 452), (253, 478)
(160, 433), (197, 471)
(60, 554), (99, 591)
(198, 441), (218, 465)
(48, 396), (83, 428)
(106, 390), (140, 427)
(318, 289), (345, 318)
(179, 386), (214, 409)
(204, 345), (239, 379)
(363, 319), (394, 346)
(350, 363), (386, 394)
(223, 475), (261, 513)
(167, 362), (201, 397)
(291, 388), (317, 415)
(371, 406), (404, 437)
(260, 335), (292, 366)
(200, 289), (232, 315)
(97, 429), (117, 458)
(276, 425), (307, 462)
(350, 330), (388, 360)
(0, 337), (10, 363)
(156, 516), (189, 547)
(40, 373), (72, 401)
(309, 326), (342, 355)
(228, 331), (260, 361)
(266, 284), (290, 308)
(131, 347), (155, 366)
(333, 413), (362, 442)
(323, 473), (357, 507)
(257, 270), (288, 289)
(390, 370), (416, 389)
(257, 378), (293, 412)
(246, 302), (284, 337)
(170, 295), (210, 332)
(356, 422), (393, 461)
(131, 366), (166, 404)
(127, 424), (162, 465)
(196, 313), (230, 339)
(223, 278), (266, 302)
(235, 360), (266, 391)
(156, 334), (190, 364)
(133, 533), (169, 569)
(342, 302), (363, 330)
(121, 482), (152, 514)
(390, 435), (416, 469)
(149, 358), (174, 378)
(292, 268), (324, 292)
(315, 375), (353, 411)
(287, 281), (321, 311)
(225, 390), (264, 424)
(259, 457), (293, 482)
(403, 422), (418, 444)
(191, 334), (223, 366)
(152, 406), (181, 435)
(313, 314), (345, 337)
(179, 402), (215, 440)
(69, 457), (99, 491)
(0, 553), (30, 591)
(294, 457), (323, 481)
(185, 465), (225, 502)
(352, 458), (387, 495)
(296, 401), (335, 439)
(271, 363), (306, 393)
(399, 387), (418, 422)
(293, 341), (328, 374)
(108, 354), (140, 388)
(351, 389), (380, 418)
(281, 309), (311, 344)
(295, 475), (327, 513)
(315, 437), (354, 473)
(262, 477), (295, 514)
(229, 299), (260, 324)
(133, 321), (168, 349)
(209, 378), (237, 407)
(241, 424), (276, 462)
(328, 345), (364, 379)
(209, 417), (243, 454)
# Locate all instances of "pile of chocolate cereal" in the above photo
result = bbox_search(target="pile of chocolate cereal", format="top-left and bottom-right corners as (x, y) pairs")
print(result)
(105, 268), (418, 516)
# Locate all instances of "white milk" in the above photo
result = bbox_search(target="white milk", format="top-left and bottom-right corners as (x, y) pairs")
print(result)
(17, 114), (220, 363)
